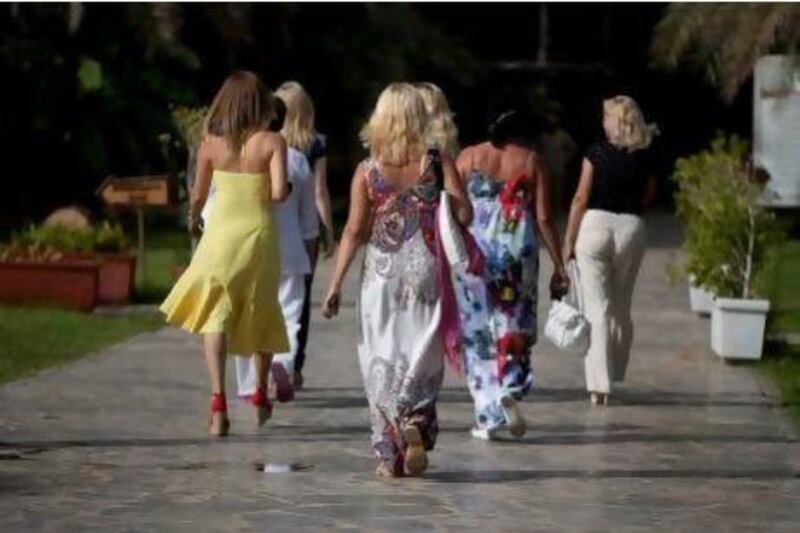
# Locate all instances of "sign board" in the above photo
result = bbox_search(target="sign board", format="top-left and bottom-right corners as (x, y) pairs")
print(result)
(753, 55), (800, 207)
(95, 174), (174, 286)
(96, 175), (171, 207)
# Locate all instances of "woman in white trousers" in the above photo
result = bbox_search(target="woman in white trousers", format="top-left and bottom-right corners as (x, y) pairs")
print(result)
(235, 145), (319, 402)
(562, 96), (657, 406)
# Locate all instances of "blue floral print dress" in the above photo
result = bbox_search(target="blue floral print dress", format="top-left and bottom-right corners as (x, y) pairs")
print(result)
(453, 171), (539, 431)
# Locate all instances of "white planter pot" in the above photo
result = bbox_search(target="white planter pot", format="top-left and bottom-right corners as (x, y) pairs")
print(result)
(688, 281), (715, 316)
(711, 298), (770, 360)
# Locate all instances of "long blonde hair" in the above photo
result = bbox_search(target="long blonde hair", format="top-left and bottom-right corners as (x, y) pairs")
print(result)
(204, 71), (274, 153)
(603, 95), (653, 151)
(275, 81), (317, 153)
(360, 83), (429, 166)
(415, 82), (459, 158)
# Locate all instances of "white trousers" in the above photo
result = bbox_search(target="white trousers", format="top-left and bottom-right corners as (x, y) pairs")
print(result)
(235, 274), (306, 397)
(575, 210), (646, 394)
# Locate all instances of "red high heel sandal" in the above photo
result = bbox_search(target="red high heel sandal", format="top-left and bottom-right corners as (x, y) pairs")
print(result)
(209, 392), (230, 437)
(251, 387), (273, 427)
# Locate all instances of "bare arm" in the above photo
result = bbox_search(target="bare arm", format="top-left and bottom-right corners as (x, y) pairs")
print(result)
(562, 157), (594, 263)
(299, 158), (321, 269)
(532, 153), (566, 280)
(188, 138), (214, 237)
(268, 134), (289, 203)
(322, 163), (371, 318)
(455, 146), (473, 179)
(314, 157), (337, 257)
(442, 156), (473, 226)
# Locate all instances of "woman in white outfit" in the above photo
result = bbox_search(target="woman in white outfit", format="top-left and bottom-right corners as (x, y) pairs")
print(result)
(561, 96), (657, 406)
(275, 81), (334, 391)
(234, 143), (319, 403)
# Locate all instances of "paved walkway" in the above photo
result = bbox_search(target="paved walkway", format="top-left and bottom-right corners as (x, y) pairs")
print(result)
(1, 214), (798, 531)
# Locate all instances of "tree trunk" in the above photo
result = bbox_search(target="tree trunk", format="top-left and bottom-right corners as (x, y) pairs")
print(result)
(743, 206), (756, 299)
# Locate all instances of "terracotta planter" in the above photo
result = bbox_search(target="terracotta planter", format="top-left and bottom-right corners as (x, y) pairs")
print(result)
(95, 254), (136, 304)
(0, 259), (99, 311)
(66, 253), (137, 305)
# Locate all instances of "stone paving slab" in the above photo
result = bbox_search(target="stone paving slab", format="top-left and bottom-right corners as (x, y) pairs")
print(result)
(1, 214), (799, 531)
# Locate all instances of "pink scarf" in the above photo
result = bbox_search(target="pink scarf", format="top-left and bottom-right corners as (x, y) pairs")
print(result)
(435, 206), (485, 373)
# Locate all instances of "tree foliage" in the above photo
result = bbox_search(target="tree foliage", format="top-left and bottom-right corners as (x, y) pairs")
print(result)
(1, 3), (480, 220)
(651, 3), (800, 102)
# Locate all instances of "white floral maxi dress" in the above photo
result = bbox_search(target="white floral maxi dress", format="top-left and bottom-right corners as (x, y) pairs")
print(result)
(357, 160), (445, 467)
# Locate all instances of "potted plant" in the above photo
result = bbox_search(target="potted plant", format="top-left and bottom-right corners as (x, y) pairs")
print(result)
(680, 134), (785, 360)
(89, 221), (136, 305)
(672, 139), (721, 315)
(0, 231), (100, 312)
(0, 221), (136, 309)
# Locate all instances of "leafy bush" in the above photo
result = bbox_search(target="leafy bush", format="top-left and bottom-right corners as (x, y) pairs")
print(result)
(672, 133), (785, 299)
(92, 221), (129, 253)
(0, 222), (129, 262)
(171, 106), (207, 152)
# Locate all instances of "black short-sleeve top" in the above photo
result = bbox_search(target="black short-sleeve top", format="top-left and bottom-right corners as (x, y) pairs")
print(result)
(305, 133), (327, 169)
(585, 139), (652, 215)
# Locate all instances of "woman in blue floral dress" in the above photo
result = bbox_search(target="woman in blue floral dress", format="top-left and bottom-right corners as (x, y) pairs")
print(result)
(455, 99), (568, 440)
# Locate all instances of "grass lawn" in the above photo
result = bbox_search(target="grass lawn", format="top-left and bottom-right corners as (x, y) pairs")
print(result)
(0, 224), (187, 385)
(765, 240), (800, 334)
(761, 240), (800, 425)
(0, 305), (163, 384)
(135, 226), (192, 303)
(762, 344), (800, 426)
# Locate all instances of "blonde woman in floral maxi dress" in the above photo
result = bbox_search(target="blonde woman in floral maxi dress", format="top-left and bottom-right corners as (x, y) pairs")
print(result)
(322, 83), (472, 478)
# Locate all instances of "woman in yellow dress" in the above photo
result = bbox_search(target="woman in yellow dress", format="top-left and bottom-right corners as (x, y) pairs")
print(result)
(160, 71), (290, 437)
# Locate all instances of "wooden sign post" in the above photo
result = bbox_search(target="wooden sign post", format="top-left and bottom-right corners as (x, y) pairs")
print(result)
(96, 175), (172, 285)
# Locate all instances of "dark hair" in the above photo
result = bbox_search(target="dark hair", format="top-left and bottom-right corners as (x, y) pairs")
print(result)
(269, 96), (287, 132)
(205, 71), (274, 152)
(486, 89), (534, 148)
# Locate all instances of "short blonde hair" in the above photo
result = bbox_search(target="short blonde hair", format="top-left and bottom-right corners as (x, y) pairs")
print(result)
(415, 82), (459, 159)
(603, 95), (652, 151)
(360, 83), (429, 166)
(275, 81), (317, 153)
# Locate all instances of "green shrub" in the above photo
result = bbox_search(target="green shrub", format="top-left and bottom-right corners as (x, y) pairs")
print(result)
(672, 133), (785, 299)
(1, 221), (129, 261)
(171, 106), (207, 151)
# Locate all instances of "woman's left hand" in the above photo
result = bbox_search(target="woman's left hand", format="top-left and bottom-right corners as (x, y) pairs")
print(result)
(322, 289), (341, 319)
(188, 215), (203, 239)
(549, 267), (570, 300)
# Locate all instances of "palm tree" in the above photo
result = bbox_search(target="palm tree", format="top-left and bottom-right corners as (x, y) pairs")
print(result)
(651, 3), (800, 102)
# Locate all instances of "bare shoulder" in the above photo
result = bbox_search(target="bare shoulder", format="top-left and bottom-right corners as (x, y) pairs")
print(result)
(353, 159), (372, 181)
(526, 148), (543, 168)
(456, 144), (472, 160)
(247, 129), (284, 154)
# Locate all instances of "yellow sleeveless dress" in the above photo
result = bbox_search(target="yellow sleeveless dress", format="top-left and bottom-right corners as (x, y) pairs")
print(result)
(160, 170), (289, 355)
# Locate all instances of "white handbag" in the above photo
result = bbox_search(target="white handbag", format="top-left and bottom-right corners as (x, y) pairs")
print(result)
(438, 191), (469, 267)
(544, 261), (590, 355)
